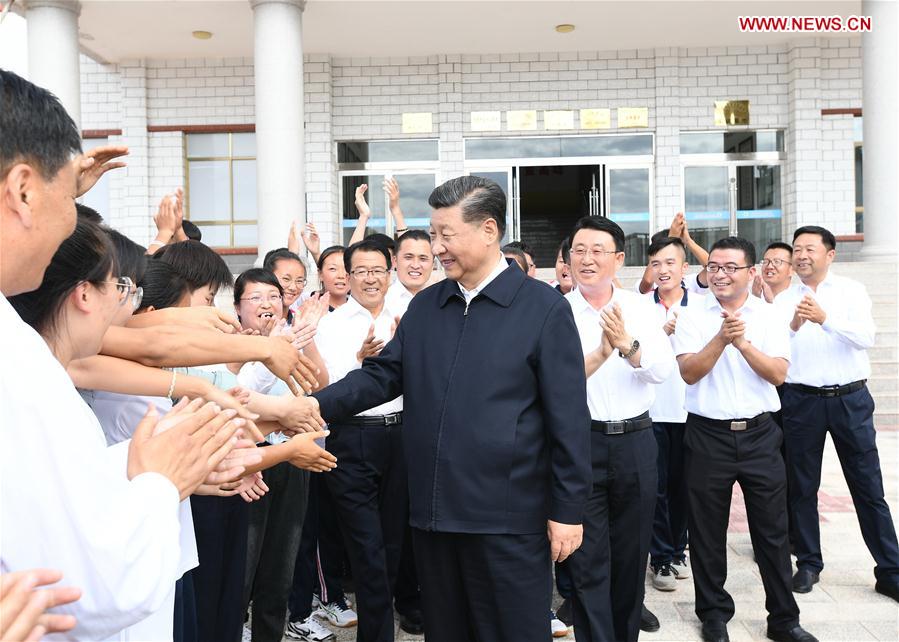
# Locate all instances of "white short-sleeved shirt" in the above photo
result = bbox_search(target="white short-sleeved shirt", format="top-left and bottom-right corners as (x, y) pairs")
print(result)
(674, 293), (790, 420)
(384, 278), (416, 318)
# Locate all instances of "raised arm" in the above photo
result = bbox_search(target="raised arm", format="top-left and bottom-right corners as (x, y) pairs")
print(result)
(349, 184), (371, 246)
(384, 177), (408, 237)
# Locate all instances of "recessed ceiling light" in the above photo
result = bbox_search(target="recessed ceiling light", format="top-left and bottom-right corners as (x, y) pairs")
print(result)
(192, 30), (213, 40)
(555, 24), (575, 34)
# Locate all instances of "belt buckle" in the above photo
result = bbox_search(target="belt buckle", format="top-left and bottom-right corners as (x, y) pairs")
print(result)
(384, 414), (400, 426)
(730, 420), (747, 432)
(822, 388), (839, 398)
(605, 421), (626, 435)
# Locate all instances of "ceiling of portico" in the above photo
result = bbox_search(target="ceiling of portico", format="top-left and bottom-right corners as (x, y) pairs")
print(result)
(62, 0), (864, 63)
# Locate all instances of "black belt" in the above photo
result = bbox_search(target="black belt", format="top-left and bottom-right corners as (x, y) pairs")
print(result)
(341, 412), (403, 427)
(591, 412), (652, 435)
(786, 380), (866, 398)
(691, 412), (771, 432)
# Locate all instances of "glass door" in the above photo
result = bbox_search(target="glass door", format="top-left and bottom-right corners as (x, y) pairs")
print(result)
(340, 172), (438, 245)
(735, 164), (782, 254)
(468, 168), (516, 242)
(683, 165), (732, 258)
(607, 166), (651, 266)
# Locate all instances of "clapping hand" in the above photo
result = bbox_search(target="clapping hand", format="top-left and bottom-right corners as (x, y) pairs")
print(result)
(721, 310), (748, 349)
(0, 569), (81, 641)
(356, 324), (385, 362)
(599, 303), (633, 353)
(354, 184), (372, 218)
(796, 294), (826, 325)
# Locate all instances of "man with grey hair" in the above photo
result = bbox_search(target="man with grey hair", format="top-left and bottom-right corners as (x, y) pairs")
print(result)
(309, 175), (592, 642)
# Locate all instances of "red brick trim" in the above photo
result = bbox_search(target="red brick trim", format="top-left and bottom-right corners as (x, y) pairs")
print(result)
(147, 124), (256, 134)
(214, 247), (257, 256)
(821, 108), (862, 117)
(835, 234), (863, 242)
(82, 129), (123, 138)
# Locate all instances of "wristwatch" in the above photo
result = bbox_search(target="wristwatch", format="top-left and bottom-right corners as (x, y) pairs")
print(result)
(619, 339), (640, 359)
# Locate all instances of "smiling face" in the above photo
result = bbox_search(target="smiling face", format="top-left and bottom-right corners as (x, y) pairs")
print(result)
(761, 246), (793, 290)
(792, 233), (835, 284)
(319, 251), (349, 300)
(272, 257), (306, 308)
(348, 249), (390, 315)
(395, 238), (434, 293)
(236, 281), (284, 333)
(708, 247), (755, 303)
(569, 228), (624, 293)
(429, 204), (501, 290)
(555, 250), (572, 293)
(649, 243), (689, 295)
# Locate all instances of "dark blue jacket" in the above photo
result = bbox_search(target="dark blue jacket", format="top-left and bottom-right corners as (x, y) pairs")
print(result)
(313, 264), (591, 535)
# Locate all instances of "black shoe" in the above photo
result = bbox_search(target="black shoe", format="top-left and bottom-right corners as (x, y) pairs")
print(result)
(766, 625), (819, 642)
(398, 610), (424, 635)
(791, 569), (819, 593)
(640, 605), (660, 633)
(556, 598), (573, 627)
(875, 580), (899, 602)
(701, 620), (729, 642)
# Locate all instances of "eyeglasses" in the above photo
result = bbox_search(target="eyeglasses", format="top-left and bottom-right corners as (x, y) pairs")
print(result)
(760, 258), (788, 268)
(706, 263), (752, 274)
(240, 293), (283, 305)
(349, 267), (389, 279)
(279, 276), (307, 287)
(571, 248), (619, 259)
(103, 276), (143, 310)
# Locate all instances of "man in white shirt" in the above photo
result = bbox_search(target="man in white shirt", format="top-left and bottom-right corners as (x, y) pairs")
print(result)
(753, 242), (794, 304)
(384, 229), (435, 318)
(564, 217), (674, 642)
(675, 237), (816, 642)
(314, 239), (408, 642)
(778, 226), (899, 601)
(643, 237), (704, 592)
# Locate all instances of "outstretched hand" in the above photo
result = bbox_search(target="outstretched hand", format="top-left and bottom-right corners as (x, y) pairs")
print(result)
(76, 145), (129, 197)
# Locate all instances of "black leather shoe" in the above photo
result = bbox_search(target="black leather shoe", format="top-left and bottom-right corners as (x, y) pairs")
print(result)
(766, 625), (819, 642)
(398, 610), (424, 635)
(875, 580), (899, 602)
(640, 605), (660, 632)
(556, 598), (573, 627)
(700, 620), (729, 642)
(791, 568), (819, 593)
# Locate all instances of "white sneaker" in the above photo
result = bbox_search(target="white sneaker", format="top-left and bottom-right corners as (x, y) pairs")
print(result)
(284, 616), (336, 642)
(652, 563), (677, 591)
(241, 623), (252, 642)
(314, 596), (358, 628)
(550, 611), (569, 638)
(672, 556), (691, 579)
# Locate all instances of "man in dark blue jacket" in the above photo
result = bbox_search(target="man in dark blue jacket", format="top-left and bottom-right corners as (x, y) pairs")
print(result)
(309, 175), (592, 642)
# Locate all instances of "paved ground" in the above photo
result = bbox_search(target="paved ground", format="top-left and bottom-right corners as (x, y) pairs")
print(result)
(277, 431), (899, 642)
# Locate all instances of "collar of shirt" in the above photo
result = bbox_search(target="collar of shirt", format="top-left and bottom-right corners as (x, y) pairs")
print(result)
(387, 278), (415, 302)
(704, 290), (766, 314)
(329, 293), (395, 323)
(456, 253), (511, 304)
(566, 282), (625, 316)
(796, 270), (839, 295)
(653, 286), (689, 310)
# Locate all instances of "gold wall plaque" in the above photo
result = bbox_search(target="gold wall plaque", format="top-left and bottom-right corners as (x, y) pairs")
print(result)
(714, 100), (750, 126)
(580, 108), (611, 130)
(506, 110), (538, 131)
(470, 111), (502, 132)
(617, 107), (649, 128)
(402, 112), (433, 134)
(544, 110), (575, 130)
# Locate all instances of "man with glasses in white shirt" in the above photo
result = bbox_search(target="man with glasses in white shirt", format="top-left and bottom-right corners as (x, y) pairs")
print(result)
(778, 226), (899, 602)
(753, 242), (794, 304)
(675, 237), (816, 642)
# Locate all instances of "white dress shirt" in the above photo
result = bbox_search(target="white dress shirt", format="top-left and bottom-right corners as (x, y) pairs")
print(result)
(315, 296), (403, 416)
(0, 294), (184, 641)
(644, 288), (706, 423)
(458, 254), (510, 305)
(384, 279), (416, 318)
(566, 286), (674, 421)
(674, 293), (791, 420)
(776, 272), (875, 386)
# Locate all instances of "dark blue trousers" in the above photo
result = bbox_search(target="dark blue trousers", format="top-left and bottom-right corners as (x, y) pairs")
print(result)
(649, 421), (689, 568)
(782, 384), (899, 582)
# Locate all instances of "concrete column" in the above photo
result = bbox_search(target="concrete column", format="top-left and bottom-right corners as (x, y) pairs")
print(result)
(859, 0), (898, 261)
(250, 0), (306, 260)
(26, 0), (81, 128)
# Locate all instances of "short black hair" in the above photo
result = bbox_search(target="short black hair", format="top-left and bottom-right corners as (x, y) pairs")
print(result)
(263, 248), (305, 274)
(428, 176), (507, 238)
(9, 218), (115, 338)
(76, 203), (104, 224)
(366, 232), (396, 255)
(153, 240), (233, 292)
(395, 229), (432, 253)
(502, 244), (529, 272)
(344, 239), (392, 273)
(568, 216), (626, 253)
(651, 228), (673, 244)
(181, 220), (202, 242)
(648, 236), (687, 260)
(710, 236), (757, 265)
(504, 240), (533, 256)
(233, 268), (283, 306)
(793, 225), (836, 251)
(316, 245), (345, 272)
(0, 70), (82, 181)
(558, 238), (571, 265)
(764, 241), (794, 255)
(105, 227), (147, 285)
(138, 260), (191, 312)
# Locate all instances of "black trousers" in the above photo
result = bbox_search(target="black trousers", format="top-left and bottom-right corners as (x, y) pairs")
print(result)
(393, 524), (422, 616)
(325, 421), (409, 642)
(782, 385), (899, 582)
(243, 460), (309, 642)
(649, 421), (689, 568)
(684, 413), (799, 630)
(412, 529), (552, 642)
(189, 494), (249, 642)
(569, 427), (657, 642)
(288, 472), (348, 621)
(555, 560), (573, 601)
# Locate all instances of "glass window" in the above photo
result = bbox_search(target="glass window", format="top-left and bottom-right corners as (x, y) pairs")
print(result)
(340, 173), (436, 245)
(338, 140), (438, 164)
(78, 138), (111, 217)
(465, 135), (652, 160)
(680, 131), (784, 154)
(186, 133), (258, 247)
(608, 168), (650, 266)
